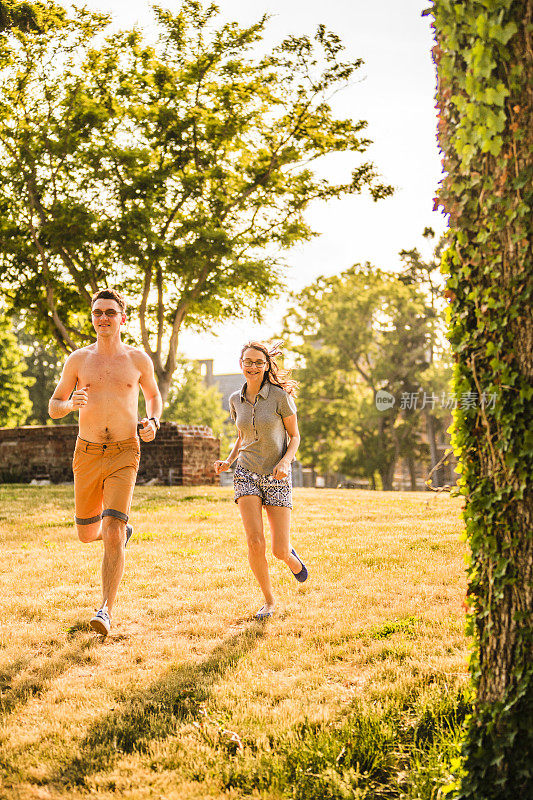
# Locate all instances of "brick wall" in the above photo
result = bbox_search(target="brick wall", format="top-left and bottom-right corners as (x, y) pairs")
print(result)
(0, 423), (219, 485)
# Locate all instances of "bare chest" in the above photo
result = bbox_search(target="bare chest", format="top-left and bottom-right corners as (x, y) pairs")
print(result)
(79, 354), (140, 395)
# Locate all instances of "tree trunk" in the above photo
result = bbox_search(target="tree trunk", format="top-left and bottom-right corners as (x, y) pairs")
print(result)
(432, 0), (533, 794)
(406, 455), (417, 491)
(379, 458), (396, 491)
(425, 411), (443, 487)
(158, 376), (172, 408)
(377, 415), (397, 491)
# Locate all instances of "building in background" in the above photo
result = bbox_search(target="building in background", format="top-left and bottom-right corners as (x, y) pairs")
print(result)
(197, 359), (242, 419)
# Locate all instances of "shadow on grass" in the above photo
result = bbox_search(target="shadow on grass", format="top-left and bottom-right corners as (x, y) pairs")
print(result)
(0, 635), (96, 720)
(58, 623), (266, 788)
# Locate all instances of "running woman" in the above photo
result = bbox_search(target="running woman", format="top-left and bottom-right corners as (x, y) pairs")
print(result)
(214, 341), (308, 619)
(48, 288), (162, 636)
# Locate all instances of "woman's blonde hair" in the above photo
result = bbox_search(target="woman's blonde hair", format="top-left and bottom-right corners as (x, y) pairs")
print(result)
(240, 341), (298, 397)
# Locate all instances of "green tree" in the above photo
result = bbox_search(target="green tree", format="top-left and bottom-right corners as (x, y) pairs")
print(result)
(284, 264), (436, 490)
(164, 360), (229, 447)
(0, 315), (32, 426)
(399, 230), (452, 487)
(15, 326), (65, 424)
(0, 0), (392, 403)
(431, 0), (532, 796)
(0, 1), (65, 32)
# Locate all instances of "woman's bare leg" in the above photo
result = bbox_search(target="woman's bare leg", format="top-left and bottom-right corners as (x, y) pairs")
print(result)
(237, 495), (275, 606)
(265, 505), (302, 574)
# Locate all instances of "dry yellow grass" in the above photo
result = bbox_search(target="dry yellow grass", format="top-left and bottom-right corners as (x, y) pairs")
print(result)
(0, 485), (469, 800)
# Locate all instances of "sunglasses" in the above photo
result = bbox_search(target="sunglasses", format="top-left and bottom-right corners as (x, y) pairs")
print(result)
(92, 309), (121, 318)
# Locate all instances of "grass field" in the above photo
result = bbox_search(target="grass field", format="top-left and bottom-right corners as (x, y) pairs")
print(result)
(0, 485), (470, 800)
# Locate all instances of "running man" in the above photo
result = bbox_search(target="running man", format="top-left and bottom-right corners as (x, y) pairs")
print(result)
(49, 288), (162, 636)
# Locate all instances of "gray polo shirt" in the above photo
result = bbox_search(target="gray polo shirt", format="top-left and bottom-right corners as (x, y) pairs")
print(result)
(229, 381), (297, 475)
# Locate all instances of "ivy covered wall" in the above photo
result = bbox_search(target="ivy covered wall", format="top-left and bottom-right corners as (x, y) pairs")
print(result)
(430, 1), (532, 797)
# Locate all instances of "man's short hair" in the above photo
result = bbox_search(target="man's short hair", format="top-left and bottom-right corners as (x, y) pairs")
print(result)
(91, 288), (127, 313)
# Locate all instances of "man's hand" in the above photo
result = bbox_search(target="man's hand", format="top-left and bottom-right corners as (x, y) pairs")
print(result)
(214, 460), (231, 475)
(71, 386), (88, 410)
(273, 458), (290, 480)
(138, 417), (157, 442)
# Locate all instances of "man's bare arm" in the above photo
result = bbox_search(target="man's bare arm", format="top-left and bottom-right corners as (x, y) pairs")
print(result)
(144, 389), (163, 422)
(138, 352), (163, 440)
(49, 353), (86, 419)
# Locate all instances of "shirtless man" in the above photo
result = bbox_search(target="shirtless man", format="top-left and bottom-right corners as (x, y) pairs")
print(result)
(49, 288), (162, 636)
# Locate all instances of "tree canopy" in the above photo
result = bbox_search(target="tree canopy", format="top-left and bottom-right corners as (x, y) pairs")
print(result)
(164, 360), (229, 444)
(283, 263), (447, 490)
(0, 1), (65, 33)
(0, 0), (392, 402)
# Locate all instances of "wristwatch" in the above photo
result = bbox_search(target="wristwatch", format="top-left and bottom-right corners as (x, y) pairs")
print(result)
(149, 416), (160, 430)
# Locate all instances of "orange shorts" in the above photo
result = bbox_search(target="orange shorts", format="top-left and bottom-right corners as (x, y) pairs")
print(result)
(73, 437), (140, 526)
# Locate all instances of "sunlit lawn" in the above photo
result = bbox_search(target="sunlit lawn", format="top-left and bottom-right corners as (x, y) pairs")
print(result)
(0, 485), (469, 800)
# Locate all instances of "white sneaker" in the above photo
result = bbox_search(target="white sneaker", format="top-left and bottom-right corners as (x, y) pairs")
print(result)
(255, 603), (275, 620)
(90, 606), (111, 636)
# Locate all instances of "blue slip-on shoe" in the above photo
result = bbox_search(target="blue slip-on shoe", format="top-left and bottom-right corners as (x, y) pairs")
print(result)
(290, 548), (308, 583)
(90, 606), (111, 636)
(125, 524), (133, 548)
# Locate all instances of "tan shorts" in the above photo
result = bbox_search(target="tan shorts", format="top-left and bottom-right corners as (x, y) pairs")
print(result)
(73, 437), (140, 526)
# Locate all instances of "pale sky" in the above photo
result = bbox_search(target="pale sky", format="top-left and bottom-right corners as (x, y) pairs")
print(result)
(72, 0), (445, 373)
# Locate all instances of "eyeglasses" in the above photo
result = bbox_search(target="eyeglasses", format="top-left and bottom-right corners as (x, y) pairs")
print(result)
(92, 309), (120, 318)
(242, 359), (267, 368)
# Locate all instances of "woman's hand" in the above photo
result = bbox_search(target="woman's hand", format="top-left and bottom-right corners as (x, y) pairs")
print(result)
(273, 458), (290, 480)
(214, 460), (231, 475)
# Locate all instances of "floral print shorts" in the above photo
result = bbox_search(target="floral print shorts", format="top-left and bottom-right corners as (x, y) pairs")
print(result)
(233, 463), (292, 508)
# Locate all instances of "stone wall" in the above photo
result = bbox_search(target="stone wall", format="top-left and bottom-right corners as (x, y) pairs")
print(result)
(0, 423), (219, 485)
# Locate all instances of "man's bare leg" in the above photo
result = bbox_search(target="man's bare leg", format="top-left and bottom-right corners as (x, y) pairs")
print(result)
(76, 521), (102, 543)
(100, 517), (127, 615)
